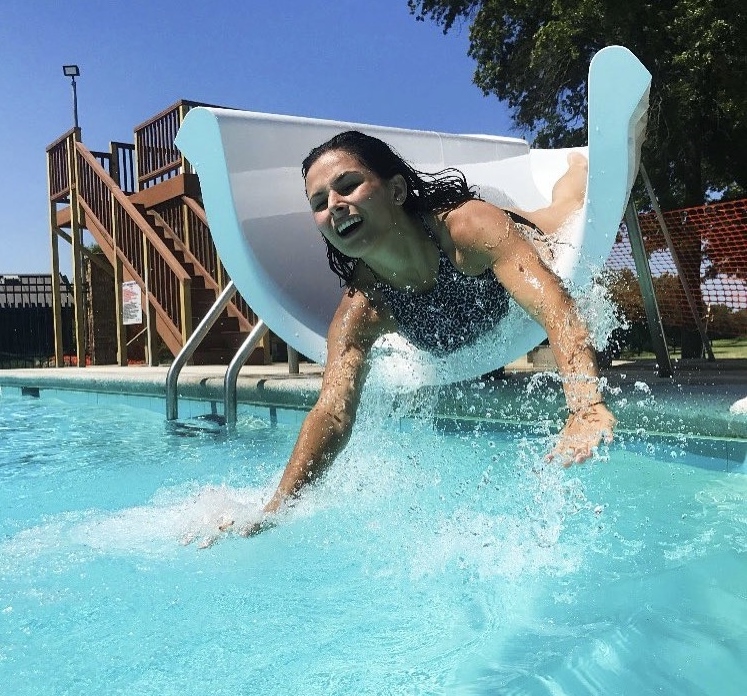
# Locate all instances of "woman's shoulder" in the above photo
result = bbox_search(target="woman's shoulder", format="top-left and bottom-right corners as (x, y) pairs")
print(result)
(441, 199), (508, 239)
(437, 200), (513, 269)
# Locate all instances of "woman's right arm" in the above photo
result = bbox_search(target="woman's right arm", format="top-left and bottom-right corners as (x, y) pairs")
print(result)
(258, 287), (390, 520)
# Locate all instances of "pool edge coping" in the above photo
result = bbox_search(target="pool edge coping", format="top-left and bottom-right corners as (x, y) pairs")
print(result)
(1, 363), (745, 441)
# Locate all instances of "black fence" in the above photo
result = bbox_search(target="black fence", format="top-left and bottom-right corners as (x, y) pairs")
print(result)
(0, 274), (75, 368)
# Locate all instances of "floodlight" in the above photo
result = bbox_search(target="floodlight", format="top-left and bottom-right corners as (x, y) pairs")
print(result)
(62, 65), (81, 128)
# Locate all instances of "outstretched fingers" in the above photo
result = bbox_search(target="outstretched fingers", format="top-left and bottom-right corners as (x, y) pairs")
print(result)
(547, 403), (616, 467)
(238, 515), (276, 538)
(180, 511), (274, 549)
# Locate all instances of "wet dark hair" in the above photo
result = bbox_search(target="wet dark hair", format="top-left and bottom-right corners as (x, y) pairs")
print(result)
(302, 130), (479, 287)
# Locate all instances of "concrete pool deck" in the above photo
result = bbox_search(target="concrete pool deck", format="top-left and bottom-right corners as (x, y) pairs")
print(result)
(1, 357), (746, 440)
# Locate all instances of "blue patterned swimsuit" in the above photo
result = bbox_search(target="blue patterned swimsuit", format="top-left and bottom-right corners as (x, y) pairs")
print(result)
(375, 249), (509, 356)
(373, 211), (545, 356)
(373, 212), (540, 356)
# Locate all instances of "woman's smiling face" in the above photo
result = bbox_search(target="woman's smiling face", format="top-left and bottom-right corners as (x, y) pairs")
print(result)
(305, 149), (402, 258)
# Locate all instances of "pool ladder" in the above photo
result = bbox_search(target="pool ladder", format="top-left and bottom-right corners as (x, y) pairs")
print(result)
(165, 280), (269, 426)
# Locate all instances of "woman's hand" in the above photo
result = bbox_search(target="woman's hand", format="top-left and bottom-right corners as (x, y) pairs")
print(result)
(237, 515), (276, 538)
(547, 402), (616, 467)
(180, 508), (273, 549)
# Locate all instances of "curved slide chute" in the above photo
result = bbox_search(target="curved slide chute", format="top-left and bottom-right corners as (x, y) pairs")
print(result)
(175, 46), (650, 385)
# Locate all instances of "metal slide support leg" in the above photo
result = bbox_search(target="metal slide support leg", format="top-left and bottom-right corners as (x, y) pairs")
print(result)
(288, 347), (299, 374)
(639, 164), (715, 361)
(224, 320), (270, 427)
(623, 200), (674, 378)
(166, 280), (237, 420)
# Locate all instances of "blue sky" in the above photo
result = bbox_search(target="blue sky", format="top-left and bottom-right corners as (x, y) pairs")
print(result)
(0, 1), (516, 276)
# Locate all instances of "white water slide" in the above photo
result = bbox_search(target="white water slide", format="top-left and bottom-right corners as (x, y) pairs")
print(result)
(175, 46), (651, 385)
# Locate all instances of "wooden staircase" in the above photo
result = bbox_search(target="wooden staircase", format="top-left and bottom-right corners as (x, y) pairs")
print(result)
(143, 206), (258, 365)
(46, 101), (272, 367)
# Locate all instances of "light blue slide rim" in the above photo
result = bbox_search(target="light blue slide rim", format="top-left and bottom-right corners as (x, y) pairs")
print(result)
(175, 46), (650, 383)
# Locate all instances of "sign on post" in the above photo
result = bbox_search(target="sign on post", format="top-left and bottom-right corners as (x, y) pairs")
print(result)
(122, 281), (142, 325)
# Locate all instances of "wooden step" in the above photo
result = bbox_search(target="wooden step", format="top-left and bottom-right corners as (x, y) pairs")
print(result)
(190, 287), (220, 310)
(190, 315), (240, 333)
(199, 330), (247, 351)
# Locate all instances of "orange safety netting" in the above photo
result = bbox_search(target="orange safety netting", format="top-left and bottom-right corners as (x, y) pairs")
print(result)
(604, 197), (747, 335)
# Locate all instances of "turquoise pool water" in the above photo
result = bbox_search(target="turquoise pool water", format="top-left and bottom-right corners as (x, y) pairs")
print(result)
(1, 389), (746, 695)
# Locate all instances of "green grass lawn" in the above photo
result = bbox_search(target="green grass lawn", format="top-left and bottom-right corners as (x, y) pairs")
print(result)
(620, 336), (747, 360)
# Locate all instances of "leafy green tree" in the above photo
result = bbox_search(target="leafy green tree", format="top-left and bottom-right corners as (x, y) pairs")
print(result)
(408, 0), (747, 355)
(408, 0), (746, 208)
(708, 304), (746, 339)
(603, 267), (644, 323)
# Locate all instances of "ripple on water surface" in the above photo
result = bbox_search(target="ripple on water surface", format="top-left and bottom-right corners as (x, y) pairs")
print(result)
(0, 390), (745, 695)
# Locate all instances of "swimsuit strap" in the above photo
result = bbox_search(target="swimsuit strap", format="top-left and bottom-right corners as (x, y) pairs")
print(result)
(506, 210), (542, 233)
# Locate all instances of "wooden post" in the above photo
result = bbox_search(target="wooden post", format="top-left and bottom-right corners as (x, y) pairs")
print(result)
(109, 141), (122, 190)
(216, 255), (225, 290)
(179, 278), (193, 345)
(146, 301), (158, 367)
(68, 129), (86, 367)
(111, 199), (127, 366)
(262, 331), (272, 365)
(178, 102), (192, 175)
(47, 147), (65, 367)
(114, 259), (127, 366)
(182, 198), (192, 253)
(287, 346), (299, 374)
(49, 230), (65, 367)
(141, 234), (157, 366)
(177, 104), (193, 264)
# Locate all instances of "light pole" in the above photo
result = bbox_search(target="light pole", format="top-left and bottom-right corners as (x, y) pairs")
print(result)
(62, 64), (80, 129)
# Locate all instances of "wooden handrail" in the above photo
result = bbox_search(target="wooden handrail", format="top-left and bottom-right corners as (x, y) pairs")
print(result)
(149, 209), (218, 289)
(149, 208), (253, 333)
(180, 195), (258, 325)
(45, 127), (80, 153)
(182, 194), (208, 224)
(135, 103), (181, 188)
(110, 141), (136, 194)
(74, 138), (194, 347)
(75, 142), (190, 283)
(90, 151), (112, 175)
(179, 194), (226, 288)
(47, 129), (80, 202)
(78, 197), (183, 349)
(134, 100), (228, 189)
(133, 99), (222, 132)
(138, 160), (181, 185)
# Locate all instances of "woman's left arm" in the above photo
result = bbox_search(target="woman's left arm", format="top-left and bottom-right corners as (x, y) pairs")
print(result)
(448, 201), (616, 465)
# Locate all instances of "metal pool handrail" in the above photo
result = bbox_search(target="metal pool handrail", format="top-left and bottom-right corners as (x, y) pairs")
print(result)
(166, 280), (237, 420)
(224, 320), (269, 427)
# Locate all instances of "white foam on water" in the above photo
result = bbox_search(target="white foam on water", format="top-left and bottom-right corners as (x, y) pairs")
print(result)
(317, 372), (603, 588)
(729, 395), (747, 415)
(0, 482), (276, 564)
